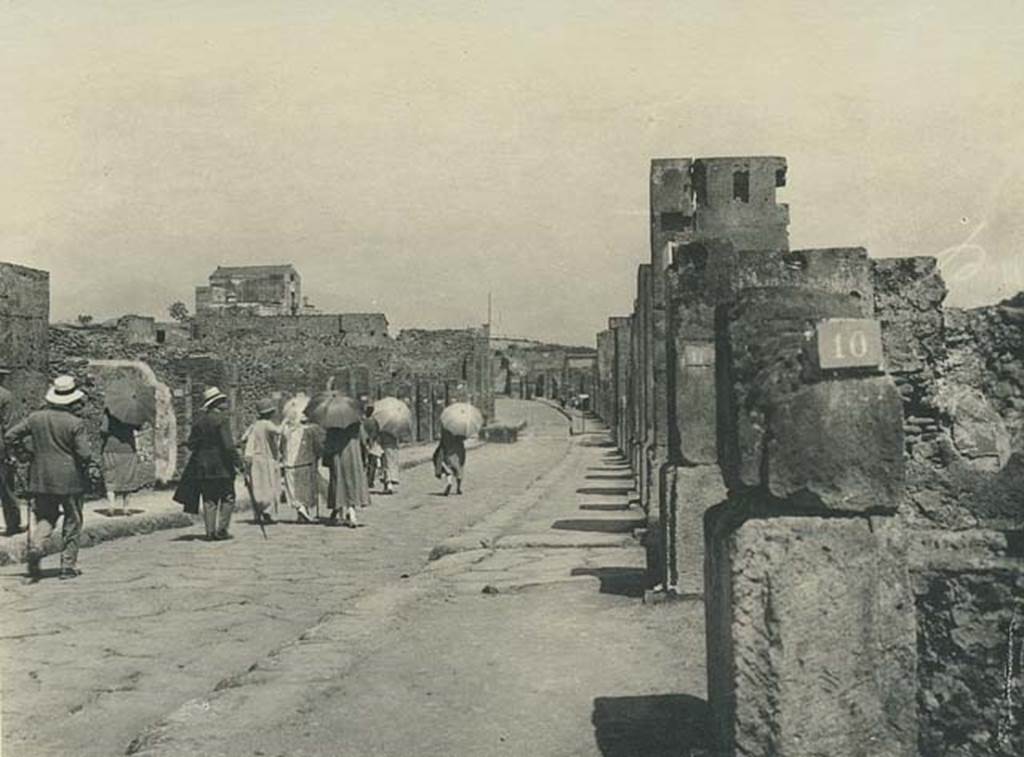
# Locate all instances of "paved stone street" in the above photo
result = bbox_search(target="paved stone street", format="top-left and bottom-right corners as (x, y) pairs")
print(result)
(0, 400), (585, 757)
(126, 407), (706, 757)
(0, 398), (707, 756)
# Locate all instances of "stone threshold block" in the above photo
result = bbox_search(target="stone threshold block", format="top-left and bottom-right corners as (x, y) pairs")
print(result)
(705, 511), (917, 757)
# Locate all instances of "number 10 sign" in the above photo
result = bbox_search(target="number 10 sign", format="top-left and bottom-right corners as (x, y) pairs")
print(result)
(812, 318), (884, 371)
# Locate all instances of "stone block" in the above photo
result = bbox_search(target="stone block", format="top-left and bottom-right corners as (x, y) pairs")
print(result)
(665, 463), (726, 594)
(766, 376), (905, 511)
(479, 424), (519, 443)
(674, 341), (717, 465)
(705, 513), (917, 757)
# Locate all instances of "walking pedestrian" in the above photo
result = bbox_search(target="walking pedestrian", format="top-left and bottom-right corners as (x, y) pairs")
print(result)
(175, 387), (242, 541)
(361, 403), (384, 492)
(100, 409), (144, 515)
(432, 427), (466, 496)
(0, 367), (24, 536)
(241, 398), (282, 525)
(4, 375), (99, 580)
(322, 421), (369, 527)
(280, 396), (323, 523)
(379, 429), (401, 494)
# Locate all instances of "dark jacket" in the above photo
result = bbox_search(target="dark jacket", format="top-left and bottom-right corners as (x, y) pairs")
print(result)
(0, 386), (12, 459)
(4, 406), (93, 495)
(432, 428), (466, 478)
(183, 407), (242, 480)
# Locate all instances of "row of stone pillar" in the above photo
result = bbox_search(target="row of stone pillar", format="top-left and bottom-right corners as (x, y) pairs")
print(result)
(590, 157), (929, 753)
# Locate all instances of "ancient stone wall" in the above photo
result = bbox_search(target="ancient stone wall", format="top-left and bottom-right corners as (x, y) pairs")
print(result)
(47, 313), (495, 482)
(0, 263), (50, 423)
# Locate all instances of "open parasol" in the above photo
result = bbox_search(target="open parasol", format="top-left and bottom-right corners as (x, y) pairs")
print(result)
(440, 402), (484, 437)
(304, 390), (361, 429)
(104, 380), (156, 427)
(372, 397), (413, 437)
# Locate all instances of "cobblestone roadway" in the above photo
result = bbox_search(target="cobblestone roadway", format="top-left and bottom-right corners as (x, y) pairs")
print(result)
(0, 400), (569, 757)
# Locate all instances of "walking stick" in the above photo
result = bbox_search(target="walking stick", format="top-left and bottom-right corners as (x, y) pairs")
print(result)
(242, 471), (268, 540)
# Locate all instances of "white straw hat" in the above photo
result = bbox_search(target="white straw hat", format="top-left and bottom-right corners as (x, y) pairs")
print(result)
(202, 386), (228, 409)
(46, 375), (85, 406)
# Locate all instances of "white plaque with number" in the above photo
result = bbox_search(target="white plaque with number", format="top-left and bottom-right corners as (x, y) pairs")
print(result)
(814, 318), (883, 371)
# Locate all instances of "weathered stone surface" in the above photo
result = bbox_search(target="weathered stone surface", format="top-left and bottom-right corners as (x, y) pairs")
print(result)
(873, 257), (947, 374)
(721, 281), (903, 510)
(903, 452), (1024, 531)
(665, 463), (725, 594)
(766, 376), (905, 511)
(673, 341), (717, 465)
(916, 568), (1024, 757)
(705, 513), (917, 757)
(939, 385), (1012, 469)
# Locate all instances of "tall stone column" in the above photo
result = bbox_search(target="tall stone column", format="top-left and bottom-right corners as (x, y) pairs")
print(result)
(660, 240), (734, 595)
(0, 263), (50, 420)
(705, 248), (917, 756)
(609, 317), (632, 458)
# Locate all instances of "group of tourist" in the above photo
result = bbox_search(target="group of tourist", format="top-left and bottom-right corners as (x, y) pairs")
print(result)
(0, 371), (472, 582)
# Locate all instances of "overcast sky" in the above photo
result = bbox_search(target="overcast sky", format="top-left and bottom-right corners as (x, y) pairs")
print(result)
(4, 1), (1023, 345)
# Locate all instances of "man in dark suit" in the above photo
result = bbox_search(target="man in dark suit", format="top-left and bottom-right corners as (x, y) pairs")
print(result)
(0, 367), (24, 536)
(176, 386), (243, 541)
(4, 375), (97, 581)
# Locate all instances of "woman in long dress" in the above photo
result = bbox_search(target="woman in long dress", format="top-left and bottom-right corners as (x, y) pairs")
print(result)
(241, 399), (281, 525)
(100, 410), (145, 515)
(432, 428), (466, 496)
(322, 422), (370, 527)
(281, 399), (322, 523)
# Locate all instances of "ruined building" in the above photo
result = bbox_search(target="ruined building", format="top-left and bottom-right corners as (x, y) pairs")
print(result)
(593, 156), (1023, 756)
(491, 337), (597, 402)
(0, 261), (496, 485)
(195, 264), (304, 316)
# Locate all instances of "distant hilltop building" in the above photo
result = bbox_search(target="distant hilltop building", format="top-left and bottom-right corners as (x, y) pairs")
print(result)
(195, 264), (309, 316)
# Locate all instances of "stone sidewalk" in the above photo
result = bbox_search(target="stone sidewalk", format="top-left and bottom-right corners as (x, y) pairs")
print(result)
(127, 422), (709, 757)
(0, 437), (485, 566)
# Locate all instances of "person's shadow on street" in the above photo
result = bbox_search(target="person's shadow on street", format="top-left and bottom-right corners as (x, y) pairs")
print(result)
(592, 694), (710, 756)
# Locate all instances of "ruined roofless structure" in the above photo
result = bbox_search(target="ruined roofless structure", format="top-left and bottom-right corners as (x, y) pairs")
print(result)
(195, 264), (302, 316)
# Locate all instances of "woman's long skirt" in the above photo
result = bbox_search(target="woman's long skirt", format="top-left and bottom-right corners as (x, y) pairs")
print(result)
(284, 463), (318, 510)
(326, 436), (371, 510)
(380, 433), (400, 485)
(102, 450), (147, 494)
(247, 454), (281, 512)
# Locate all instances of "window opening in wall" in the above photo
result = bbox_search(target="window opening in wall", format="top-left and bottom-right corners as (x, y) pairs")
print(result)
(733, 170), (750, 202)
(692, 163), (708, 207)
(659, 212), (692, 232)
(775, 168), (787, 187)
(156, 329), (166, 344)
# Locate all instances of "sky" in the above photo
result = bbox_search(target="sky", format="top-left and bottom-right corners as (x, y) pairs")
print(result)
(3, 0), (1023, 345)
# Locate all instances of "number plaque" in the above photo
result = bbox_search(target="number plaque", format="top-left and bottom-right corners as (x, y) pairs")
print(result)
(813, 318), (883, 371)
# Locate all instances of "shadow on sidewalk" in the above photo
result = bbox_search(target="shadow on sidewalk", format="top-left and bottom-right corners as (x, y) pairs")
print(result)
(592, 694), (710, 757)
(570, 566), (647, 598)
(584, 474), (635, 481)
(576, 486), (634, 496)
(580, 503), (631, 512)
(552, 518), (637, 534)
